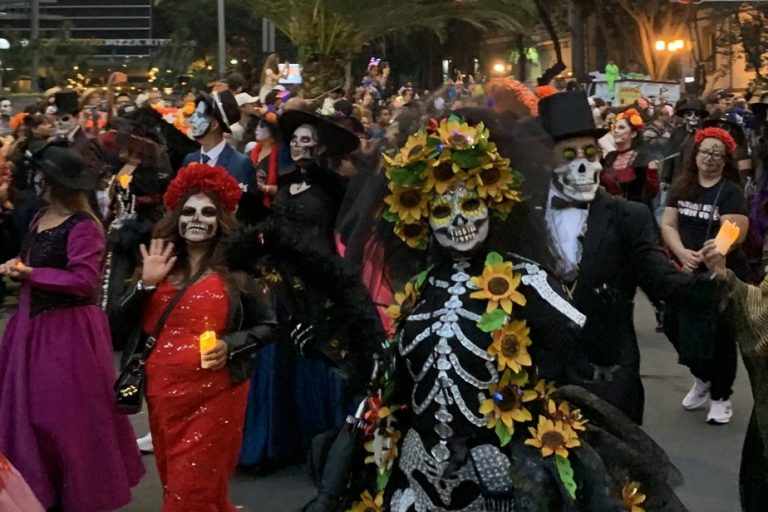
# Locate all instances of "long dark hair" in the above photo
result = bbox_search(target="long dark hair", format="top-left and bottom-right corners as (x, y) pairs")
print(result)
(261, 53), (279, 83)
(48, 182), (101, 225)
(150, 190), (246, 291)
(669, 138), (740, 203)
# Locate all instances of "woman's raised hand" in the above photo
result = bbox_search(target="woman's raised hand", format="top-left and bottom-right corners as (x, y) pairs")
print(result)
(139, 239), (176, 286)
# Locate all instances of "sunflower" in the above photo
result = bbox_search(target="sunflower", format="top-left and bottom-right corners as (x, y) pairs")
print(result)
(394, 220), (429, 249)
(364, 425), (401, 474)
(117, 174), (133, 189)
(384, 185), (429, 223)
(470, 260), (527, 314)
(532, 379), (557, 401)
(546, 399), (587, 432)
(423, 152), (466, 194)
(347, 490), (384, 512)
(621, 481), (647, 512)
(479, 371), (537, 434)
(386, 280), (420, 326)
(385, 130), (432, 167)
(471, 161), (514, 200)
(525, 416), (581, 458)
(438, 118), (479, 150)
(488, 319), (532, 372)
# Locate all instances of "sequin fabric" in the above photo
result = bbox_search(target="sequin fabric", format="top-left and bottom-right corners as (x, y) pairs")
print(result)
(143, 273), (248, 512)
(19, 213), (97, 317)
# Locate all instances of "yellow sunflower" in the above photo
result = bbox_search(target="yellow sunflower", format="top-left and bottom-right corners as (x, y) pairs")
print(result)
(384, 185), (429, 223)
(385, 130), (431, 167)
(347, 490), (384, 512)
(423, 153), (466, 195)
(386, 281), (420, 326)
(546, 399), (587, 432)
(488, 319), (532, 372)
(364, 426), (401, 474)
(532, 379), (558, 401)
(525, 416), (581, 458)
(470, 161), (514, 200)
(470, 261), (527, 314)
(621, 481), (647, 512)
(437, 118), (479, 150)
(394, 220), (429, 249)
(479, 372), (537, 434)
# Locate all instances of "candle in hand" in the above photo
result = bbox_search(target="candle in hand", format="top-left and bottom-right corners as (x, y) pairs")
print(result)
(714, 220), (740, 256)
(199, 330), (217, 369)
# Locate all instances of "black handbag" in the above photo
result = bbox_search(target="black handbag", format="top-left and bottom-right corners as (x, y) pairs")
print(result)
(114, 267), (206, 414)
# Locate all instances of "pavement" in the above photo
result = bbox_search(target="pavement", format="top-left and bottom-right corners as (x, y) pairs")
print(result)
(0, 290), (751, 511)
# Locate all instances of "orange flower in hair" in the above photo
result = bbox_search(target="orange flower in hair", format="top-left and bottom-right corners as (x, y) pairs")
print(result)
(695, 127), (736, 155)
(616, 108), (644, 131)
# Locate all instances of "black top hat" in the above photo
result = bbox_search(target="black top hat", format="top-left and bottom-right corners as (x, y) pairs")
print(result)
(33, 144), (100, 191)
(196, 90), (240, 133)
(675, 97), (709, 116)
(278, 109), (360, 157)
(538, 91), (607, 142)
(750, 102), (768, 123)
(54, 89), (80, 115)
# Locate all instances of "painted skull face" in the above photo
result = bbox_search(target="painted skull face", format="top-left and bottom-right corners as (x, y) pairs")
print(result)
(178, 193), (218, 243)
(54, 112), (78, 137)
(552, 136), (603, 202)
(31, 170), (46, 197)
(429, 182), (489, 253)
(0, 100), (12, 117)
(290, 124), (324, 165)
(255, 120), (272, 142)
(189, 101), (212, 139)
(683, 111), (702, 133)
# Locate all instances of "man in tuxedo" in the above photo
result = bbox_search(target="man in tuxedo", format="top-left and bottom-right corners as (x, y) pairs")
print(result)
(181, 90), (254, 193)
(538, 91), (707, 423)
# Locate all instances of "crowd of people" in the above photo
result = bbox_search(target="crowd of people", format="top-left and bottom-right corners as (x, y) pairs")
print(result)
(1, 53), (768, 512)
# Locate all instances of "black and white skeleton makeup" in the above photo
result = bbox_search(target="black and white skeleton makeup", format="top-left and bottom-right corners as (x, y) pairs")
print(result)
(683, 110), (703, 133)
(552, 136), (603, 202)
(178, 193), (218, 243)
(289, 124), (325, 165)
(54, 112), (78, 137)
(188, 101), (213, 139)
(0, 99), (12, 117)
(429, 182), (490, 253)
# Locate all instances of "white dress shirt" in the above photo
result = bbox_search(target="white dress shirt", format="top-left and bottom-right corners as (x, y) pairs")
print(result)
(545, 185), (589, 281)
(200, 139), (227, 166)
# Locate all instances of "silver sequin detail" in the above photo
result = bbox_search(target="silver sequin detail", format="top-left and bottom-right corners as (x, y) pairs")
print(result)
(515, 262), (587, 327)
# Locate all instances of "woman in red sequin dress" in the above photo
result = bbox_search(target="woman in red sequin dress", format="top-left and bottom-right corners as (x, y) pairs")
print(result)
(121, 164), (276, 511)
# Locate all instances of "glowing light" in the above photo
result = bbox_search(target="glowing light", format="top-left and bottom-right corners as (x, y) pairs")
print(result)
(492, 62), (506, 73)
(655, 40), (666, 51)
(230, 59), (238, 65)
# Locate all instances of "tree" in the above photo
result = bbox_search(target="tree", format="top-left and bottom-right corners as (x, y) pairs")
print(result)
(242, 0), (536, 96)
(711, 3), (768, 85)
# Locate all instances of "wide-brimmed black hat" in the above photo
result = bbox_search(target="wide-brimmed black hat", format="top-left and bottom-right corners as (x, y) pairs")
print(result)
(703, 115), (747, 146)
(33, 144), (101, 191)
(675, 97), (709, 117)
(54, 89), (80, 115)
(750, 102), (768, 123)
(538, 91), (607, 142)
(195, 90), (240, 133)
(278, 109), (360, 157)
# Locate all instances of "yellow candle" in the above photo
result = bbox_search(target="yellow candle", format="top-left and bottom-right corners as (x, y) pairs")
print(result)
(199, 330), (217, 369)
(14, 261), (23, 268)
(714, 220), (740, 256)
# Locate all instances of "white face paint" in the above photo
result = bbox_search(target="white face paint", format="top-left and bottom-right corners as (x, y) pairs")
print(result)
(255, 121), (271, 142)
(612, 119), (636, 149)
(32, 170), (46, 197)
(429, 182), (489, 254)
(0, 100), (12, 116)
(54, 113), (78, 137)
(178, 193), (218, 243)
(189, 101), (212, 139)
(683, 111), (702, 133)
(553, 136), (603, 202)
(290, 124), (324, 164)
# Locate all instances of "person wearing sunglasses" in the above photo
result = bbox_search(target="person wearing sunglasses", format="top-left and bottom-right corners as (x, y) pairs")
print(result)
(661, 127), (749, 425)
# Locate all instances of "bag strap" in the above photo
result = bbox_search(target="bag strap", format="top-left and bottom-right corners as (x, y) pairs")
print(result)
(705, 179), (726, 240)
(139, 266), (208, 362)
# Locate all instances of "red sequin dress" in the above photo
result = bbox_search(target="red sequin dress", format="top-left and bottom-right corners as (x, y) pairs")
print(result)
(143, 273), (249, 512)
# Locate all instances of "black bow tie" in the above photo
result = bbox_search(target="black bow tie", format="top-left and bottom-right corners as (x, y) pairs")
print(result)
(550, 196), (590, 210)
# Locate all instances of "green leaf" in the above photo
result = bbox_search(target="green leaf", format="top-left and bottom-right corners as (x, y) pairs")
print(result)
(556, 455), (578, 501)
(389, 167), (423, 187)
(478, 309), (507, 333)
(415, 266), (433, 288)
(508, 368), (529, 385)
(382, 210), (398, 223)
(376, 469), (391, 491)
(495, 420), (512, 447)
(485, 251), (504, 266)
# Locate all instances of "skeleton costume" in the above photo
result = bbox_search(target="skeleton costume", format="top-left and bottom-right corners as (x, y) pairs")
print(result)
(337, 114), (689, 512)
(664, 98), (709, 186)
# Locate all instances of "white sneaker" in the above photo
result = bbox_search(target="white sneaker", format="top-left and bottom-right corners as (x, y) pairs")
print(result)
(682, 378), (710, 410)
(707, 399), (733, 425)
(137, 433), (154, 453)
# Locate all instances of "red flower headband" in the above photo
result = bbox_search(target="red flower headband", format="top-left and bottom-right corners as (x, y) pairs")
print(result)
(695, 127), (737, 155)
(164, 163), (242, 213)
(616, 108), (644, 131)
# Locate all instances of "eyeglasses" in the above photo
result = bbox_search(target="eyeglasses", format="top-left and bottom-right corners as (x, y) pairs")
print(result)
(697, 149), (725, 161)
(562, 144), (599, 162)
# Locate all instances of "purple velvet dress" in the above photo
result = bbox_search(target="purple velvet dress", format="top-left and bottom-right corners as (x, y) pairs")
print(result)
(0, 213), (144, 511)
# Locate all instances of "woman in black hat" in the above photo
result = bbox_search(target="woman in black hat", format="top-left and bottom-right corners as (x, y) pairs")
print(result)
(0, 144), (144, 511)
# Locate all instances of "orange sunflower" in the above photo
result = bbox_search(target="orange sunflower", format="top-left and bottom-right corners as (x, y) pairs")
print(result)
(470, 259), (527, 314)
(621, 481), (647, 512)
(479, 371), (537, 434)
(525, 416), (581, 458)
(488, 319), (533, 373)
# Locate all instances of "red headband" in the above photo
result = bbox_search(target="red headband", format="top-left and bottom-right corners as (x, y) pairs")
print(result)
(164, 163), (242, 212)
(694, 127), (736, 155)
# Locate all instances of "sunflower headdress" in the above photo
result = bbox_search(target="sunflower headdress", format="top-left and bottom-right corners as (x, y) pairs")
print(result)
(382, 115), (523, 249)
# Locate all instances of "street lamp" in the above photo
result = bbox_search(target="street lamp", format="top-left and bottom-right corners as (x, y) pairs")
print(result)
(654, 39), (689, 53)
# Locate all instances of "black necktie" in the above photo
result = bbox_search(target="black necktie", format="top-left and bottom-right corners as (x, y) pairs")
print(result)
(201, 154), (211, 164)
(550, 196), (589, 210)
